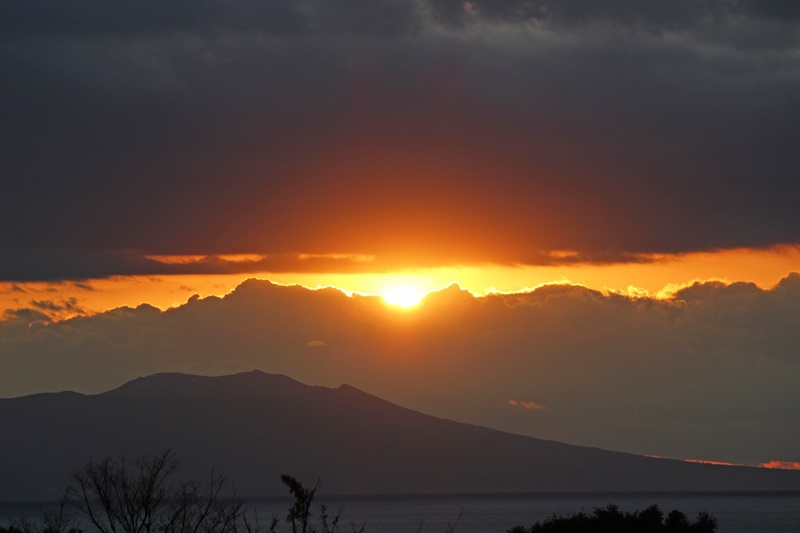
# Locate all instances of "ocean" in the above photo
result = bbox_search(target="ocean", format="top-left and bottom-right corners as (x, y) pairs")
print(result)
(2, 492), (799, 532)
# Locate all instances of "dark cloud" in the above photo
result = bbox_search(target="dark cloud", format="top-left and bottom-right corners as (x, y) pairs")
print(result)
(2, 276), (799, 464)
(0, 247), (672, 281)
(30, 298), (70, 311)
(0, 0), (421, 38)
(0, 283), (27, 294)
(0, 250), (383, 281)
(1, 1), (799, 276)
(431, 0), (800, 42)
(1, 307), (50, 323)
(0, 292), (88, 320)
(4, 0), (797, 41)
(428, 0), (717, 29)
(29, 296), (84, 314)
(741, 0), (800, 21)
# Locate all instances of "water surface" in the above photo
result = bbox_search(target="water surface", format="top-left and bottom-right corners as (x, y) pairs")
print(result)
(3, 492), (799, 532)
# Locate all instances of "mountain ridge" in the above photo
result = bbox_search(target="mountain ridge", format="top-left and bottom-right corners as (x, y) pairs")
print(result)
(1, 370), (799, 501)
(102, 369), (313, 398)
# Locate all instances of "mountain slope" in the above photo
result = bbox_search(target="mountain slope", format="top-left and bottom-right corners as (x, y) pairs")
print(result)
(1, 370), (799, 501)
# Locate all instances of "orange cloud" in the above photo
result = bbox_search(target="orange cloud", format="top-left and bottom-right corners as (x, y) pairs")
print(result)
(760, 461), (800, 470)
(508, 399), (547, 411)
(306, 340), (328, 348)
(683, 459), (742, 467)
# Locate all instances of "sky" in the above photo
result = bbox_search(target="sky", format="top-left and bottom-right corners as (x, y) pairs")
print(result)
(2, 0), (800, 468)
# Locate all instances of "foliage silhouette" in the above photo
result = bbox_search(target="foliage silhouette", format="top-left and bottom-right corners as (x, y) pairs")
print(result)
(244, 475), (363, 533)
(507, 503), (717, 533)
(282, 475), (316, 533)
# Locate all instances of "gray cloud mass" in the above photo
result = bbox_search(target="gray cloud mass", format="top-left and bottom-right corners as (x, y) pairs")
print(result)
(2, 1), (800, 277)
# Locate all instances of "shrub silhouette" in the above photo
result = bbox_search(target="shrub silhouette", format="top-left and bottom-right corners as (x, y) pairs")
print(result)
(507, 504), (717, 533)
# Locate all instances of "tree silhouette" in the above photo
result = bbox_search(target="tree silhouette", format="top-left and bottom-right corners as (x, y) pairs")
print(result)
(65, 450), (241, 533)
(1, 501), (81, 533)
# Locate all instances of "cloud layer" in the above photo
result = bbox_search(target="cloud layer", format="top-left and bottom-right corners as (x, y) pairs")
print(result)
(3, 275), (799, 465)
(2, 1), (800, 277)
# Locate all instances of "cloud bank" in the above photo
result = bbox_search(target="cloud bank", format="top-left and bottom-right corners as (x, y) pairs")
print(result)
(2, 1), (800, 277)
(2, 275), (799, 465)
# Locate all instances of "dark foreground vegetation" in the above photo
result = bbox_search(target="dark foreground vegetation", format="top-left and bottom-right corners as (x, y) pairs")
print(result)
(507, 503), (717, 532)
(1, 450), (717, 533)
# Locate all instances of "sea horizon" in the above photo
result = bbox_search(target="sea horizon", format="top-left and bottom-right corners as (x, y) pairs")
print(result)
(4, 490), (800, 532)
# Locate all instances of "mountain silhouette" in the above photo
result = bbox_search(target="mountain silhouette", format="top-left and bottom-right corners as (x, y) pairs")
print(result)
(2, 370), (799, 501)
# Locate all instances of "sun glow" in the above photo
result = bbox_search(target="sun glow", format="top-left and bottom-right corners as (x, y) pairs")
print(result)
(3, 246), (799, 322)
(382, 284), (425, 308)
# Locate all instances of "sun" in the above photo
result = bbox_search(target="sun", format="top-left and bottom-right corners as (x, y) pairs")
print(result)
(382, 284), (425, 308)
